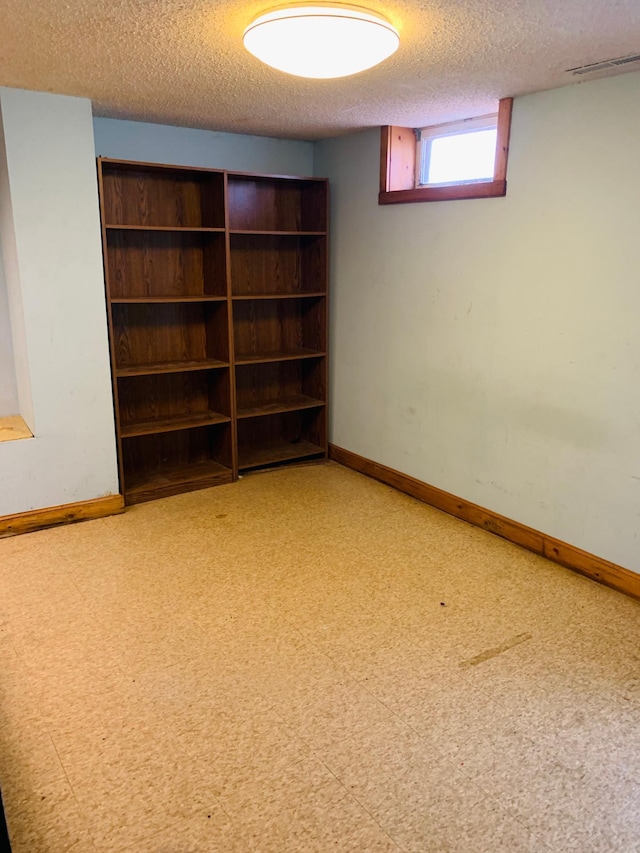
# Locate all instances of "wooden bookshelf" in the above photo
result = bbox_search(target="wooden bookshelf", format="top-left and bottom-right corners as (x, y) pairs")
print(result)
(98, 158), (328, 504)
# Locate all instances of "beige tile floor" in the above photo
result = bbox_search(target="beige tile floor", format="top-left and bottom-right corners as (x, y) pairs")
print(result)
(1, 461), (640, 852)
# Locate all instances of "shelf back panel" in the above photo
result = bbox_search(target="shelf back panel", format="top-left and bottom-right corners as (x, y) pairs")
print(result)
(229, 235), (326, 295)
(118, 370), (231, 426)
(102, 167), (225, 228)
(106, 231), (227, 298)
(235, 359), (325, 409)
(227, 178), (327, 232)
(232, 298), (326, 358)
(237, 409), (326, 462)
(112, 302), (229, 368)
(123, 424), (233, 485)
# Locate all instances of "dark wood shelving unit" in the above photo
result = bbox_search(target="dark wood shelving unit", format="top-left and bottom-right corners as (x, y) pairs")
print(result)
(98, 158), (328, 504)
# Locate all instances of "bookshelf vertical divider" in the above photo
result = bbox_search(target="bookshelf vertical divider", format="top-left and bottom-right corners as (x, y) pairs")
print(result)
(223, 171), (239, 479)
(98, 158), (329, 505)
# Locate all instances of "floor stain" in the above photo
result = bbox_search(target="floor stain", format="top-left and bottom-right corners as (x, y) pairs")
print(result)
(459, 632), (533, 669)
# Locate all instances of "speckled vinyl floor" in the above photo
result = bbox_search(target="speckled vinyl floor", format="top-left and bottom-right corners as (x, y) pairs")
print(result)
(1, 461), (640, 853)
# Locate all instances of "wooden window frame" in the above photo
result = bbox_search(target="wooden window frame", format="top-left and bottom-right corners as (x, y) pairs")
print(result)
(379, 98), (513, 205)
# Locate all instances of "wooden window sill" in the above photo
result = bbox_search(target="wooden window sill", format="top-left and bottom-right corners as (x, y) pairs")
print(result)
(0, 415), (33, 443)
(379, 179), (506, 205)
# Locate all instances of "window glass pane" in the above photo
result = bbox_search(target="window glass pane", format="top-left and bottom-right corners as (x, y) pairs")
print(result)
(426, 128), (497, 184)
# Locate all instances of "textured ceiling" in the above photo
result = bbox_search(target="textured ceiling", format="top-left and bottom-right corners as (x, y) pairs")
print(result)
(0, 0), (639, 140)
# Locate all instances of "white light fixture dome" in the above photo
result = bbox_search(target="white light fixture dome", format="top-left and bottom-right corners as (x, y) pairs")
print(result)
(243, 4), (400, 79)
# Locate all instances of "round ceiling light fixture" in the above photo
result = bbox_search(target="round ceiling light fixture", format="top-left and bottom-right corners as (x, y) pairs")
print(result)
(243, 4), (400, 79)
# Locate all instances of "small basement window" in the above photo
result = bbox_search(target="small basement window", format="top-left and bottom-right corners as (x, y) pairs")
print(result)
(379, 98), (512, 205)
(417, 114), (497, 186)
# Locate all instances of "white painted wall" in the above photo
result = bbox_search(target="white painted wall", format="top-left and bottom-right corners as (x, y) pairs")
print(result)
(315, 71), (640, 573)
(94, 117), (314, 175)
(0, 88), (119, 515)
(0, 241), (19, 416)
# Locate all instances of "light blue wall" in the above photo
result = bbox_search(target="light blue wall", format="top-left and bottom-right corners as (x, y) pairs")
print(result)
(94, 117), (315, 175)
(315, 71), (640, 573)
(0, 88), (119, 514)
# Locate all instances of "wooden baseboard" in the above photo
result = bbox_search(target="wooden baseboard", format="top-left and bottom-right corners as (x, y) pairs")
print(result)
(0, 494), (125, 538)
(329, 444), (640, 601)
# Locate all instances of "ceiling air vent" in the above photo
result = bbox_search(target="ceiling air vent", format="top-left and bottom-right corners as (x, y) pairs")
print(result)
(567, 53), (640, 77)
